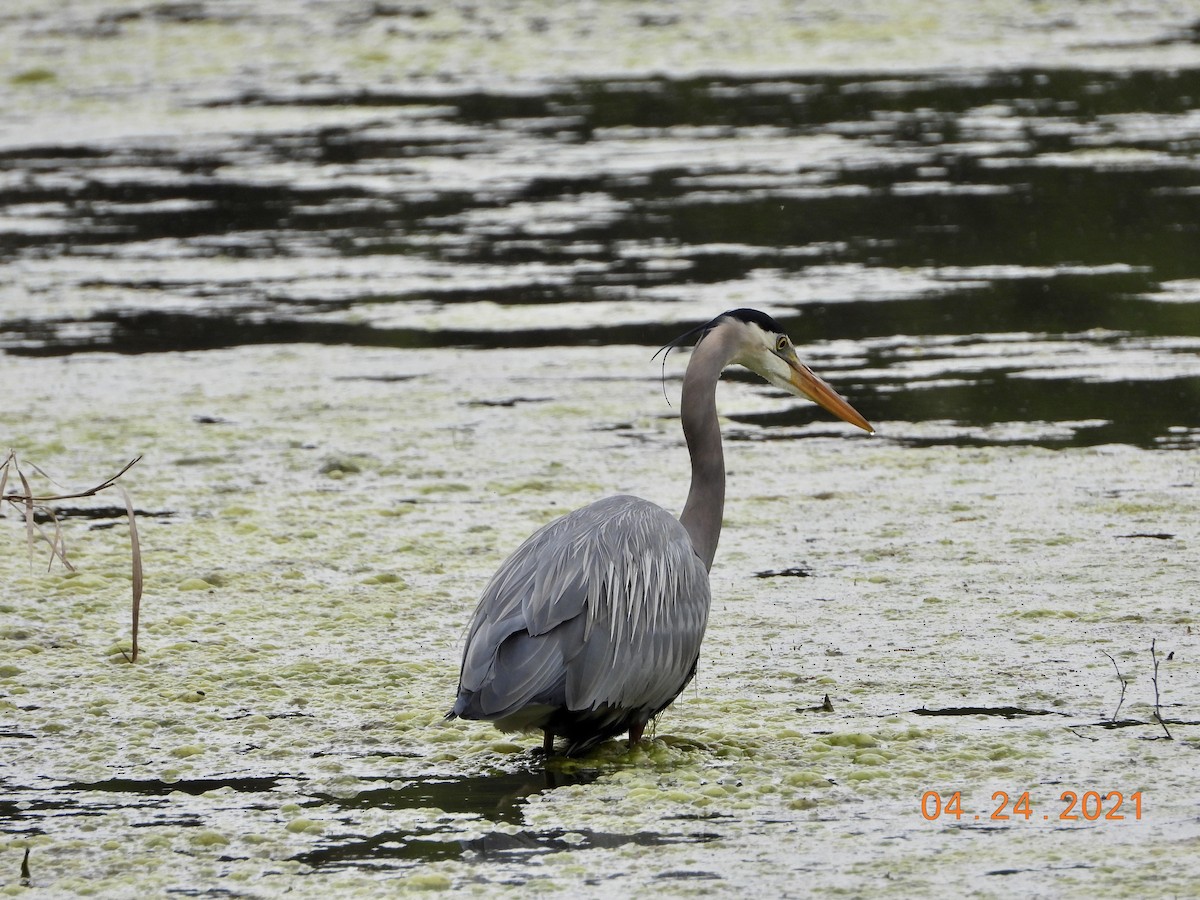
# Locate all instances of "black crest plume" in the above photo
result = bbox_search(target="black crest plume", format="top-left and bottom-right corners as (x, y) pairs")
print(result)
(651, 309), (787, 404)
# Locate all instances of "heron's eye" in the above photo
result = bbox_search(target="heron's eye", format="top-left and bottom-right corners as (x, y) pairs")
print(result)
(775, 335), (788, 352)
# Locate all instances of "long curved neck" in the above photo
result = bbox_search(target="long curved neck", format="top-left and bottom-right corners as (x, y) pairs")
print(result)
(678, 327), (737, 572)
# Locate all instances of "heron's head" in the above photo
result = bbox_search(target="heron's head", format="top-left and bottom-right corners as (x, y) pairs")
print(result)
(709, 308), (873, 433)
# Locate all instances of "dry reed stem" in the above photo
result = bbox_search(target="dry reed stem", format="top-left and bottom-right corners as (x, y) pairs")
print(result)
(2, 451), (144, 661)
(118, 485), (143, 662)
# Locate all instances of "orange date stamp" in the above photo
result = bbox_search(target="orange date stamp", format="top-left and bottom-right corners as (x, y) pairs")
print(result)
(921, 790), (1143, 822)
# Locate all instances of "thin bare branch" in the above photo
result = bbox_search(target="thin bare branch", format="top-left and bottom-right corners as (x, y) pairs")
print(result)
(1149, 638), (1172, 740)
(1100, 650), (1127, 723)
(1, 455), (143, 505)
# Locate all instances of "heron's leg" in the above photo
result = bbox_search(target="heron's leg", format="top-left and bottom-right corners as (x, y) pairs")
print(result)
(627, 721), (646, 747)
(542, 729), (555, 755)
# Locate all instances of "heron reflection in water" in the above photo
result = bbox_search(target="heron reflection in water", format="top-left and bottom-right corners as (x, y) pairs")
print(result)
(448, 309), (872, 755)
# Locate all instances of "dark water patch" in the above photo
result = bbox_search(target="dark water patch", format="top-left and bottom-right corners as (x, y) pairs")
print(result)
(0, 776), (281, 837)
(0, 768), (610, 845)
(295, 824), (718, 871)
(54, 1), (249, 37)
(223, 68), (1200, 135)
(1088, 718), (1161, 730)
(754, 566), (813, 578)
(31, 505), (174, 523)
(60, 775), (283, 795)
(656, 868), (721, 881)
(293, 767), (718, 874)
(3, 309), (703, 357)
(661, 810), (736, 821)
(332, 373), (420, 383)
(664, 182), (1198, 281)
(316, 769), (601, 825)
(225, 710), (315, 722)
(212, 86), (561, 122)
(594, 68), (1200, 129)
(1067, 710), (1198, 734)
(465, 397), (552, 408)
(987, 863), (1095, 877)
(734, 372), (1200, 450)
(911, 707), (1067, 719)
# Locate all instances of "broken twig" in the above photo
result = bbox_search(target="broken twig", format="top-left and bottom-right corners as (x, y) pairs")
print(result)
(1149, 638), (1172, 740)
(1101, 650), (1128, 723)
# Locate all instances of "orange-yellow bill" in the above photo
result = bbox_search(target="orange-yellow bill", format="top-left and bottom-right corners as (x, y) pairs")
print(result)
(788, 361), (874, 433)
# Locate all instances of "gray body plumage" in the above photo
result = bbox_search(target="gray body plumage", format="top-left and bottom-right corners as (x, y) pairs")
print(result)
(450, 495), (710, 754)
(447, 309), (871, 755)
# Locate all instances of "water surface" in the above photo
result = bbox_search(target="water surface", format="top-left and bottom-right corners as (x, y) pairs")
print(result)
(3, 3), (1200, 898)
(3, 68), (1199, 448)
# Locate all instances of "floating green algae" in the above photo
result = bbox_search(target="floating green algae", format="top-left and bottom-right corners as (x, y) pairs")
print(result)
(2, 0), (1199, 895)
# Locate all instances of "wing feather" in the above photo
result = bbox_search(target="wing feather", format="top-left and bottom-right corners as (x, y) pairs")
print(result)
(452, 495), (710, 729)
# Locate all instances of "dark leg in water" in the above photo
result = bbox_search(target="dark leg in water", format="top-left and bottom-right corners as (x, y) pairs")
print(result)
(628, 721), (646, 747)
(542, 730), (555, 755)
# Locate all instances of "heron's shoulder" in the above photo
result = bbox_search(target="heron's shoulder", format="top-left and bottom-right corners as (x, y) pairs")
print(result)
(585, 493), (672, 515)
(538, 494), (694, 558)
(566, 494), (683, 530)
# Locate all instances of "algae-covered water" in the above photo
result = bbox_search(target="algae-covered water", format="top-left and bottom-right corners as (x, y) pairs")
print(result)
(2, 2), (1199, 897)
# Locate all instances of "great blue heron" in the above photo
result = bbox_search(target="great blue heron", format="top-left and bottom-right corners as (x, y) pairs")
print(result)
(448, 308), (872, 755)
